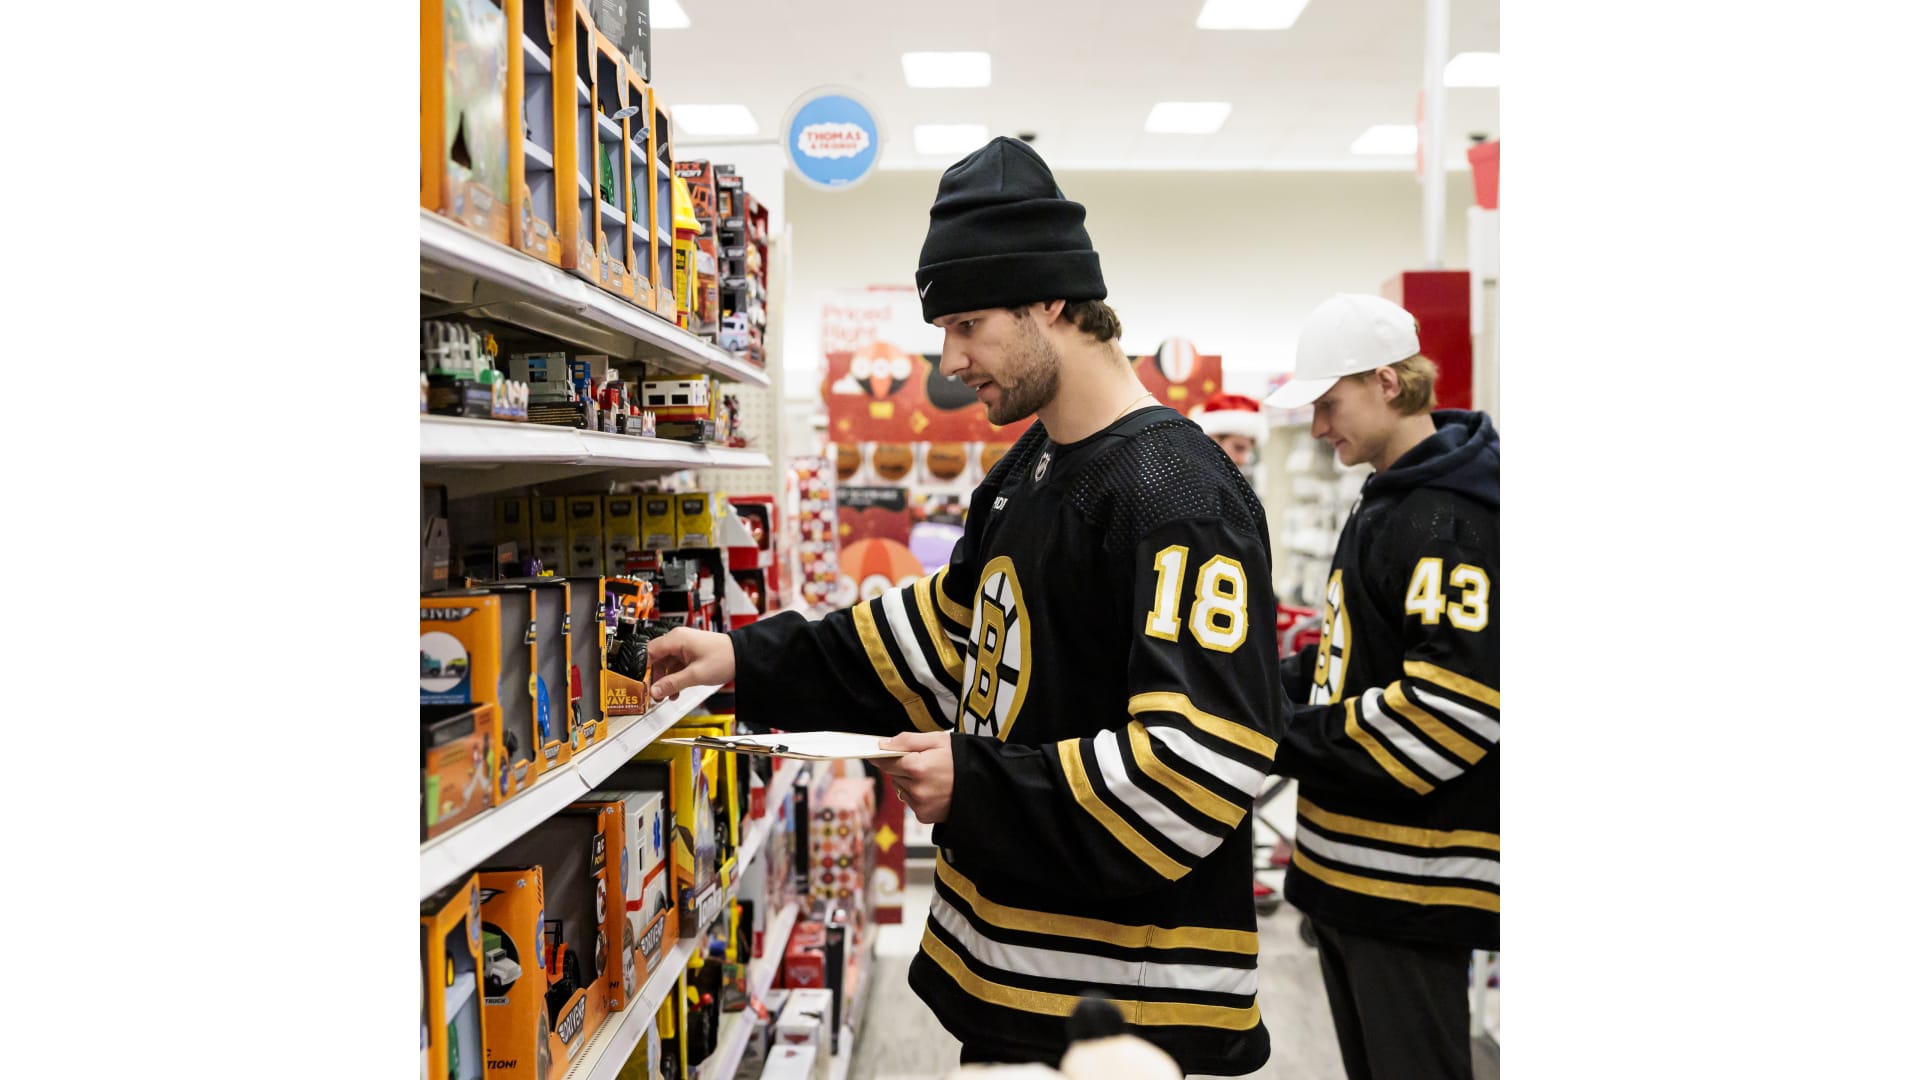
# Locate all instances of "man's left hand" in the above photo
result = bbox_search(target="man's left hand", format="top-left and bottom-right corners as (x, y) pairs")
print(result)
(875, 731), (954, 823)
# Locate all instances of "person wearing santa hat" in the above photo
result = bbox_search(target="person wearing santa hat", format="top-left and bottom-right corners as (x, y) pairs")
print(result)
(1194, 391), (1267, 471)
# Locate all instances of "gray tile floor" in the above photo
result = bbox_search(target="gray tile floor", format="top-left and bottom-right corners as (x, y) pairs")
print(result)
(846, 872), (1360, 1080)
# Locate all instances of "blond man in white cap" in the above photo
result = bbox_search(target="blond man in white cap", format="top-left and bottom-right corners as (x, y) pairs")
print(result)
(1263, 294), (1500, 1080)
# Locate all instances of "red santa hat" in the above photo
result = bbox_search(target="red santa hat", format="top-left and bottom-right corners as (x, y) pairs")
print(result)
(1194, 392), (1267, 443)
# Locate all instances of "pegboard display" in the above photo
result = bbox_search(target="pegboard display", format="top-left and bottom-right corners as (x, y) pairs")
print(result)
(697, 382), (778, 496)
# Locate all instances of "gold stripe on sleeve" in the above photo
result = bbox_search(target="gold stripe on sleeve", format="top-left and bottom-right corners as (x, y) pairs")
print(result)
(1293, 850), (1500, 913)
(1386, 682), (1487, 764)
(912, 576), (965, 681)
(1127, 722), (1245, 828)
(1345, 699), (1435, 795)
(1297, 797), (1500, 851)
(1059, 740), (1187, 881)
(852, 601), (940, 732)
(1127, 691), (1278, 760)
(1404, 661), (1500, 710)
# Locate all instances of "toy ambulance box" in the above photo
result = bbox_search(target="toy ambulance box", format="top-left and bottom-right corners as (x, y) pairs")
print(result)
(633, 719), (737, 931)
(591, 764), (680, 979)
(571, 800), (643, 1012)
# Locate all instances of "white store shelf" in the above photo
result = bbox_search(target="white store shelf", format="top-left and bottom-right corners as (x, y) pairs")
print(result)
(749, 903), (800, 1000)
(421, 208), (771, 386)
(523, 34), (552, 75)
(600, 199), (626, 228)
(419, 684), (717, 899)
(699, 1011), (754, 1080)
(525, 142), (555, 171)
(598, 114), (623, 143)
(561, 936), (697, 1080)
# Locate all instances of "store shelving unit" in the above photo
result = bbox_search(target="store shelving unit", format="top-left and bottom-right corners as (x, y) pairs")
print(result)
(421, 209), (770, 387)
(695, 899), (798, 1080)
(420, 684), (719, 898)
(421, 416), (771, 498)
(560, 936), (699, 1080)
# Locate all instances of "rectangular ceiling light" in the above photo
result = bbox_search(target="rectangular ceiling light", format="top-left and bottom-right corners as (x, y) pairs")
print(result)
(902, 51), (992, 88)
(1444, 51), (1500, 87)
(1145, 101), (1233, 134)
(1350, 124), (1418, 155)
(1196, 0), (1312, 30)
(914, 124), (990, 156)
(673, 105), (758, 136)
(652, 0), (690, 29)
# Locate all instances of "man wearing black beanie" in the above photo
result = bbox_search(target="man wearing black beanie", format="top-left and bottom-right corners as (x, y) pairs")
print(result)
(646, 137), (1284, 1076)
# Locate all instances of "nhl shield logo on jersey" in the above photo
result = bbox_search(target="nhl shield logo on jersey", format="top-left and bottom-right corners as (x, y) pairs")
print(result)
(1310, 570), (1352, 705)
(962, 555), (1033, 739)
(1033, 450), (1052, 483)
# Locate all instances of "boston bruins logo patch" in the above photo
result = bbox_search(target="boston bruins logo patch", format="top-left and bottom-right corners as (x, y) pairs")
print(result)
(962, 555), (1033, 739)
(1310, 569), (1352, 705)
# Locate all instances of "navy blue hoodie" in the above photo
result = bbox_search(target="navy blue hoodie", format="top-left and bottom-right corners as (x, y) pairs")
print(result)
(1276, 409), (1503, 950)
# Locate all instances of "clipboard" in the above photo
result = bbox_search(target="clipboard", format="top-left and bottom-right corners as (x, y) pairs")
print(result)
(655, 731), (909, 762)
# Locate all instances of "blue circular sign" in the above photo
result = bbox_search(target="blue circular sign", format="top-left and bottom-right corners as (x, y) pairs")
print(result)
(783, 87), (883, 191)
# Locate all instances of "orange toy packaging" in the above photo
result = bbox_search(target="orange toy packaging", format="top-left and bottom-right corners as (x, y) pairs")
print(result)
(476, 867), (555, 1080)
(422, 876), (487, 1080)
(601, 577), (657, 715)
(593, 760), (681, 980)
(557, 0), (599, 283)
(589, 32), (637, 301)
(422, 0), (512, 241)
(452, 586), (547, 788)
(508, 0), (563, 265)
(649, 98), (678, 319)
(490, 809), (622, 1066)
(422, 594), (532, 804)
(635, 719), (738, 932)
(672, 160), (721, 335)
(571, 800), (645, 1010)
(622, 67), (659, 310)
(422, 702), (498, 841)
(489, 578), (579, 768)
(565, 576), (611, 747)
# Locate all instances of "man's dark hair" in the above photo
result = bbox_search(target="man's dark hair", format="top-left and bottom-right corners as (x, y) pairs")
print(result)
(1008, 299), (1124, 344)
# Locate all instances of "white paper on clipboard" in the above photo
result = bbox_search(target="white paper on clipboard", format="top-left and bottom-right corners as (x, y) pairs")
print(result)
(655, 731), (909, 761)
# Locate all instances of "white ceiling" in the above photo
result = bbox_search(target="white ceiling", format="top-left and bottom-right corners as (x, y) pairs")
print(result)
(649, 0), (1499, 171)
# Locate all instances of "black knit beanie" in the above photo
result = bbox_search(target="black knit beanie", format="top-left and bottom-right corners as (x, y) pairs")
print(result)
(914, 137), (1106, 323)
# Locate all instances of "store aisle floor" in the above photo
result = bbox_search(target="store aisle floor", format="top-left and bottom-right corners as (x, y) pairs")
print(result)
(847, 871), (1352, 1080)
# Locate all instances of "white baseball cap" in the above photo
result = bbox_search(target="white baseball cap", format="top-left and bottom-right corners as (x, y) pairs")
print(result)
(1264, 294), (1421, 410)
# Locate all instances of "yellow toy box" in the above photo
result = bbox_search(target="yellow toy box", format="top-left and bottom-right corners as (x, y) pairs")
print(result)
(422, 593), (532, 803)
(423, 875), (488, 1080)
(567, 495), (606, 576)
(675, 492), (721, 548)
(641, 494), (677, 550)
(603, 493), (642, 573)
(634, 718), (738, 933)
(495, 497), (532, 569)
(490, 808), (621, 1066)
(531, 496), (569, 572)
(422, 0), (511, 241)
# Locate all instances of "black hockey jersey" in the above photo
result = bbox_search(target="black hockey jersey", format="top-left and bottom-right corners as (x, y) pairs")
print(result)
(731, 407), (1280, 1076)
(1277, 410), (1500, 950)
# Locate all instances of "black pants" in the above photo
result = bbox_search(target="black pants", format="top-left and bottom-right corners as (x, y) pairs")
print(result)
(1311, 918), (1472, 1080)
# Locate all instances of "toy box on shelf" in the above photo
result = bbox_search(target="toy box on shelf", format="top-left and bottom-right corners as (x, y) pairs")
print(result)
(623, 64), (661, 311)
(555, 0), (598, 283)
(589, 30), (637, 301)
(632, 716), (740, 934)
(487, 805), (625, 1065)
(423, 875), (488, 1080)
(422, 702), (497, 841)
(601, 576), (659, 715)
(423, 0), (511, 241)
(465, 584), (553, 779)
(641, 376), (719, 443)
(649, 97), (677, 320)
(485, 578), (579, 766)
(589, 762), (682, 981)
(509, 0), (562, 265)
(422, 592), (535, 804)
(476, 865), (558, 1080)
(672, 159), (721, 338)
(565, 575), (611, 746)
